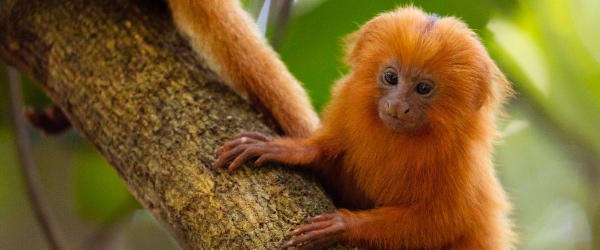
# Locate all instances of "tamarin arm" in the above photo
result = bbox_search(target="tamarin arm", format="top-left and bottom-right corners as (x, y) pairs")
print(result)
(167, 0), (319, 137)
(284, 205), (466, 249)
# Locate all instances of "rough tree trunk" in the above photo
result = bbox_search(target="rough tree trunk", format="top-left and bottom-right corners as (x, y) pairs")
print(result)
(0, 0), (342, 248)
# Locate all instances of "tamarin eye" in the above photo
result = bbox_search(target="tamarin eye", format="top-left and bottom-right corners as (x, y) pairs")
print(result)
(416, 82), (433, 96)
(384, 71), (398, 85)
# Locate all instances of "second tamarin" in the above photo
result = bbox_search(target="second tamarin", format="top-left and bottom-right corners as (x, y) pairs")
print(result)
(214, 6), (515, 250)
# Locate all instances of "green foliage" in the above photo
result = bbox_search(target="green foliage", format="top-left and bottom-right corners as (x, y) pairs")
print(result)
(20, 75), (52, 109)
(487, 0), (600, 159)
(485, 2), (600, 246)
(0, 126), (18, 221)
(497, 101), (594, 249)
(74, 147), (140, 224)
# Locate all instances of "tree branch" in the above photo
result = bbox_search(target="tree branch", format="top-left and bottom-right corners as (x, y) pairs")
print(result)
(0, 0), (341, 248)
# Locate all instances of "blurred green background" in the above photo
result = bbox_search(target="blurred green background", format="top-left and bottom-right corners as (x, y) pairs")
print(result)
(1, 0), (598, 249)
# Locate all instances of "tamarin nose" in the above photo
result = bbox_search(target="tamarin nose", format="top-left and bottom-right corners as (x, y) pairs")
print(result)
(386, 101), (410, 118)
(400, 101), (411, 116)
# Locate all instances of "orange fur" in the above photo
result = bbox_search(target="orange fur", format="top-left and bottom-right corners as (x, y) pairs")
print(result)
(167, 0), (319, 137)
(215, 6), (515, 250)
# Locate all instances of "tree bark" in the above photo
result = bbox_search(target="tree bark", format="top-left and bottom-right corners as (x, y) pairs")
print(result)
(0, 0), (341, 248)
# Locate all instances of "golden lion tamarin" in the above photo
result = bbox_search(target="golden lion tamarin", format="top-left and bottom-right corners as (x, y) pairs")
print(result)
(214, 6), (516, 250)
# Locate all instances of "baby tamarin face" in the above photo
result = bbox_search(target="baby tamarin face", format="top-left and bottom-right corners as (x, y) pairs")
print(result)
(345, 7), (494, 135)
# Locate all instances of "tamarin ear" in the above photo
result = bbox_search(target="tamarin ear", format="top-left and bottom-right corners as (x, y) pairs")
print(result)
(487, 60), (514, 115)
(342, 29), (366, 67)
(473, 53), (513, 112)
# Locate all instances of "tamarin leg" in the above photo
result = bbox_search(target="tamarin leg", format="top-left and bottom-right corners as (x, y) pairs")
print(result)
(284, 206), (467, 249)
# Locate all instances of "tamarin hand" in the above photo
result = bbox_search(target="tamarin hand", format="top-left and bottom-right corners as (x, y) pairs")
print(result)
(213, 132), (320, 171)
(25, 105), (71, 135)
(282, 211), (351, 249)
(213, 132), (274, 171)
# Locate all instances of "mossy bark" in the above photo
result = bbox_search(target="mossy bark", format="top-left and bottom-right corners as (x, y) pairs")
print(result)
(0, 0), (344, 248)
